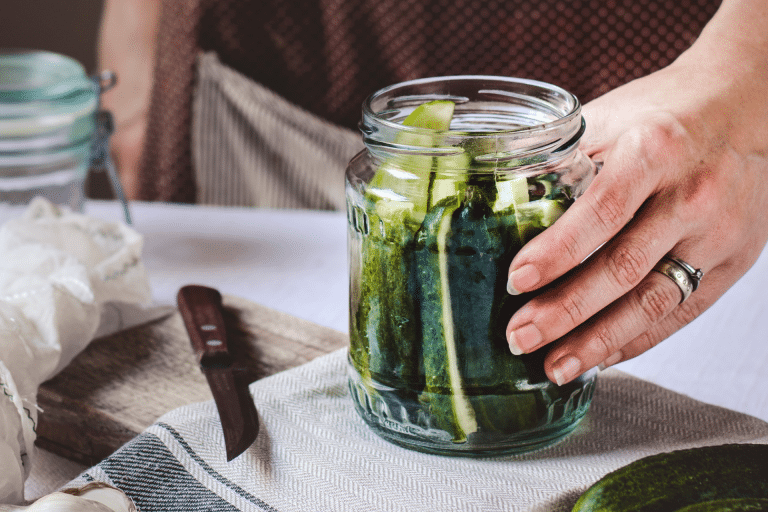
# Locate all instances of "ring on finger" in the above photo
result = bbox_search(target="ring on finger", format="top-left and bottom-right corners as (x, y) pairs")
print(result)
(651, 255), (704, 303)
(666, 255), (704, 291)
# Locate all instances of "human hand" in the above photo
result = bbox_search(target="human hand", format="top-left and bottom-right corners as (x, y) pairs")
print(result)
(504, 0), (768, 385)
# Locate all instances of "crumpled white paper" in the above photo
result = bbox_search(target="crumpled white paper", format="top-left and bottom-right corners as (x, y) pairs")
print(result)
(0, 199), (153, 504)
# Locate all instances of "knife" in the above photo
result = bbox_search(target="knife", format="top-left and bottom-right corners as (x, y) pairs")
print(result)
(177, 285), (259, 461)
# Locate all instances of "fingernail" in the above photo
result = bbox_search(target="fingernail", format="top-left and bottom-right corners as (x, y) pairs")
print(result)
(552, 356), (582, 386)
(508, 332), (524, 355)
(598, 351), (623, 371)
(507, 264), (541, 295)
(507, 324), (543, 355)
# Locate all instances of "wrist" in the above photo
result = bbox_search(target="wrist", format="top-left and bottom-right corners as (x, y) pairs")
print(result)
(680, 0), (768, 75)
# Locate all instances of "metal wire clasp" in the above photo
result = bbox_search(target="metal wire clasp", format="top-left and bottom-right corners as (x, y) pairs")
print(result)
(90, 71), (132, 225)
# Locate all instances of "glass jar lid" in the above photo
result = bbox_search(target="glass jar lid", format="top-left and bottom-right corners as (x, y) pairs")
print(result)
(0, 50), (98, 141)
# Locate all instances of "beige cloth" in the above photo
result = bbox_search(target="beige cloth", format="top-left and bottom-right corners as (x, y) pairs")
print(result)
(67, 347), (768, 511)
(192, 52), (364, 210)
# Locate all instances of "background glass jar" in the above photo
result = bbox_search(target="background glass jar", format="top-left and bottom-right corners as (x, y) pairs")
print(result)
(345, 76), (599, 456)
(0, 50), (129, 220)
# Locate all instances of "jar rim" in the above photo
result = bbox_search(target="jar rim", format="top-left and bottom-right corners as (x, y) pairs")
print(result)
(0, 50), (98, 141)
(360, 75), (583, 162)
(364, 75), (580, 130)
(0, 50), (93, 101)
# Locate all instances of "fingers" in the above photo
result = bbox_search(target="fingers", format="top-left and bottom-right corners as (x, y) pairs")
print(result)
(578, 102), (615, 155)
(542, 269), (701, 385)
(507, 115), (689, 297)
(507, 139), (645, 295)
(595, 264), (729, 369)
(504, 116), (703, 386)
(542, 259), (732, 385)
(579, 89), (649, 155)
(506, 191), (683, 356)
(591, 299), (702, 371)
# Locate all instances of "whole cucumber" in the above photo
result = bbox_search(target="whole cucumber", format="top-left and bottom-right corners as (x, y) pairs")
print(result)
(573, 444), (768, 512)
(675, 498), (768, 512)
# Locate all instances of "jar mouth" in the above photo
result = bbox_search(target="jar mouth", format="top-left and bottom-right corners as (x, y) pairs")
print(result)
(361, 75), (583, 163)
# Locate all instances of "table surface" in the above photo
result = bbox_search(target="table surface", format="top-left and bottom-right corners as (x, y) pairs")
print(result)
(18, 199), (768, 499)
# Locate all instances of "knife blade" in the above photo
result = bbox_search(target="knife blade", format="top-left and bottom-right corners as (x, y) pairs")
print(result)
(177, 285), (259, 461)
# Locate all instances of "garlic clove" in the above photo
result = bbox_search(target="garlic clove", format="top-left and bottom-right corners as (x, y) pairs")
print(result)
(61, 483), (136, 512)
(0, 483), (135, 512)
(0, 493), (112, 512)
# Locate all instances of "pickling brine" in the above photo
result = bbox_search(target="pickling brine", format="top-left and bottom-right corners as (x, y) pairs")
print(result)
(346, 77), (599, 455)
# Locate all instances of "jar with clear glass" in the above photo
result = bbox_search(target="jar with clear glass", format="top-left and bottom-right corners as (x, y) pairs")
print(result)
(345, 76), (599, 456)
(0, 50), (127, 218)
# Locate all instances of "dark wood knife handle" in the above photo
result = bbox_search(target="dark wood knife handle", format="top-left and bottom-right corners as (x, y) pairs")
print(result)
(177, 285), (230, 362)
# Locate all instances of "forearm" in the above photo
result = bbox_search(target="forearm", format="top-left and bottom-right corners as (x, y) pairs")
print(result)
(96, 0), (162, 198)
(97, 0), (161, 126)
(658, 0), (768, 158)
(696, 0), (768, 55)
(679, 0), (768, 81)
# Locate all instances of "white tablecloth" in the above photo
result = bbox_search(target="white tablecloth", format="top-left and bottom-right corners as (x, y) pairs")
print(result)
(20, 200), (768, 499)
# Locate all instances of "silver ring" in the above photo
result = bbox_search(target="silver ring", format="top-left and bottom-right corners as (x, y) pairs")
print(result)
(666, 255), (704, 292)
(652, 255), (703, 303)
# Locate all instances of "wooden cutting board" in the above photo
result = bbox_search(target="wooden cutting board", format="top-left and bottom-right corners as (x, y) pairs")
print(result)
(35, 295), (348, 466)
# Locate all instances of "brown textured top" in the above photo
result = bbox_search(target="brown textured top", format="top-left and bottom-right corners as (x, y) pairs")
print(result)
(138, 0), (721, 203)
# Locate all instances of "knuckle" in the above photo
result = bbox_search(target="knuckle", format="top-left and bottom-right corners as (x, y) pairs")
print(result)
(553, 228), (586, 268)
(557, 287), (591, 327)
(585, 185), (631, 235)
(591, 322), (620, 357)
(629, 114), (688, 165)
(633, 331), (659, 354)
(612, 115), (688, 194)
(719, 220), (747, 250)
(634, 277), (679, 325)
(623, 330), (661, 360)
(671, 298), (703, 327)
(677, 165), (723, 223)
(606, 242), (652, 288)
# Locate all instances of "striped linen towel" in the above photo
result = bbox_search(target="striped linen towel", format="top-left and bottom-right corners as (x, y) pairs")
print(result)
(67, 348), (768, 512)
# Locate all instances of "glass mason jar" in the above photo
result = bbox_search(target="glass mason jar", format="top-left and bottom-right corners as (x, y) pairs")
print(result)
(0, 50), (123, 216)
(345, 76), (599, 456)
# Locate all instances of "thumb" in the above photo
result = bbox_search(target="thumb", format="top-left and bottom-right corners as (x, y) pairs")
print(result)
(580, 99), (616, 156)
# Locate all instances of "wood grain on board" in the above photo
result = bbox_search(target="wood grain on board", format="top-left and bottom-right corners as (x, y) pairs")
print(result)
(36, 295), (348, 466)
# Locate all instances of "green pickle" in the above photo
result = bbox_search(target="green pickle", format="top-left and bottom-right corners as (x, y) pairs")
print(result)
(348, 100), (595, 455)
